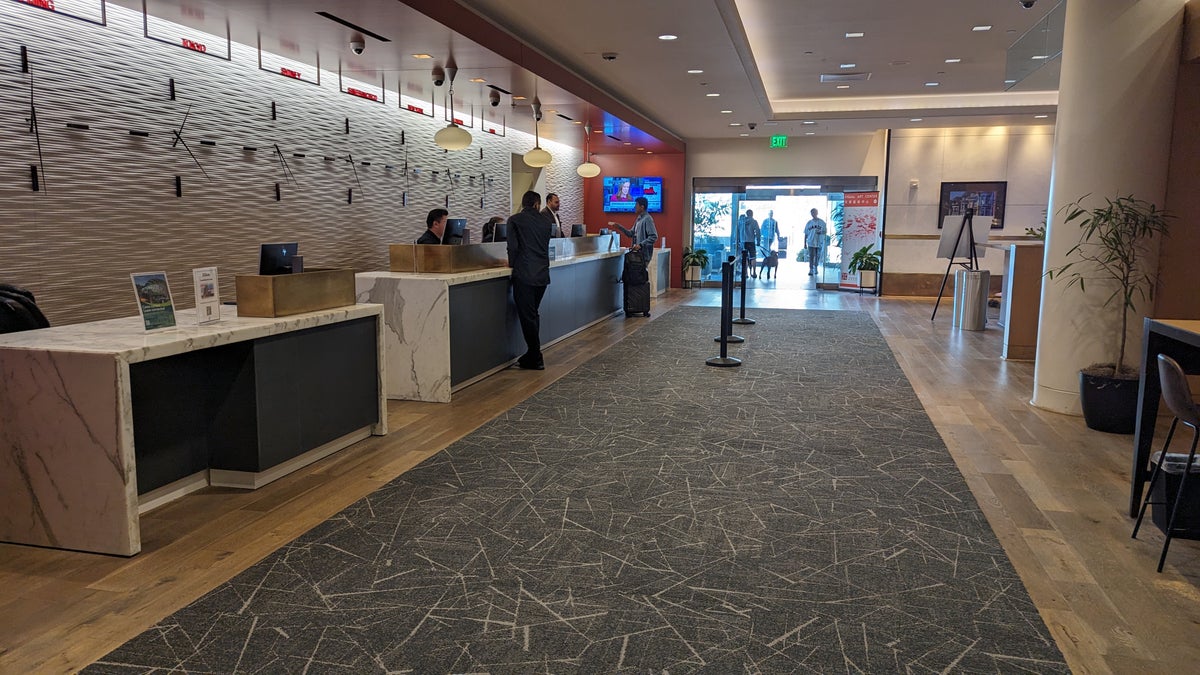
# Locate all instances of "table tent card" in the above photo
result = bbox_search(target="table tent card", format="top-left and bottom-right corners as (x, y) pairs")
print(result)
(192, 267), (220, 325)
(131, 272), (177, 331)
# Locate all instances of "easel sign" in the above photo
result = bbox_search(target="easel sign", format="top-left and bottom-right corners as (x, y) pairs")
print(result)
(936, 214), (991, 260)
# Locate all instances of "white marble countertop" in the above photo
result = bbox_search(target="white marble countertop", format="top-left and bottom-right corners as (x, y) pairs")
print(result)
(359, 249), (627, 286)
(0, 303), (383, 363)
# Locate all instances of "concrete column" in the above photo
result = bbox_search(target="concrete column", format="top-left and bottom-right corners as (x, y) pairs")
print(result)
(1032, 0), (1185, 414)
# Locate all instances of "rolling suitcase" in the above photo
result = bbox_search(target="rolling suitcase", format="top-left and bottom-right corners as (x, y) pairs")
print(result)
(622, 252), (651, 317)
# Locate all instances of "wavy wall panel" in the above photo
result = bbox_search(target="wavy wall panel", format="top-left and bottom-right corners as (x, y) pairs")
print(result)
(0, 3), (583, 325)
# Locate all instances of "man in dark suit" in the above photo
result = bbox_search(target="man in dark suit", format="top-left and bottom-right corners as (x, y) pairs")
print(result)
(507, 191), (552, 370)
(417, 208), (448, 245)
(541, 192), (567, 238)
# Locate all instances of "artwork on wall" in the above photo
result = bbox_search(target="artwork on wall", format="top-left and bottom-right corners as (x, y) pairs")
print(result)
(937, 181), (1007, 229)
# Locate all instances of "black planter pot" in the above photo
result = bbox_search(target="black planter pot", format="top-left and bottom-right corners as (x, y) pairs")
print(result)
(1079, 371), (1140, 434)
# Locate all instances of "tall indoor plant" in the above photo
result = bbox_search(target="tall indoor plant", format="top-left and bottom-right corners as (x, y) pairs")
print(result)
(1047, 194), (1171, 433)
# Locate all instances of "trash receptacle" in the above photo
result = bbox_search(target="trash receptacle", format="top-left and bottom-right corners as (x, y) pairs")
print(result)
(953, 269), (990, 331)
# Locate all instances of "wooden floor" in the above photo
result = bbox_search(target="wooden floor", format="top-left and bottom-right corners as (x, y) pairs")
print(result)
(3, 289), (1198, 674)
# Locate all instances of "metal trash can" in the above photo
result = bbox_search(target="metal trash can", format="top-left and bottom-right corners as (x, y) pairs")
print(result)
(952, 269), (990, 331)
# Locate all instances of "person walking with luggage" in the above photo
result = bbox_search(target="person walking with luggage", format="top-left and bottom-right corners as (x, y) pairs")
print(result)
(609, 196), (658, 317)
(507, 191), (552, 370)
(804, 208), (827, 276)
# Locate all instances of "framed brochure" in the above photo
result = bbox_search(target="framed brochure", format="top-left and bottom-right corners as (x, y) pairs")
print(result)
(130, 271), (177, 331)
(192, 267), (220, 325)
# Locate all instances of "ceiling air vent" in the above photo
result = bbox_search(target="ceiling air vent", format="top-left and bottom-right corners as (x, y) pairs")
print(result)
(314, 12), (391, 42)
(819, 72), (871, 82)
(607, 135), (622, 142)
(556, 113), (573, 121)
(487, 84), (513, 95)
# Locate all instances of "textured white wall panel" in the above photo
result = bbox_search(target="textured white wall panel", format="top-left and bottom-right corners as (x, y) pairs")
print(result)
(0, 4), (582, 325)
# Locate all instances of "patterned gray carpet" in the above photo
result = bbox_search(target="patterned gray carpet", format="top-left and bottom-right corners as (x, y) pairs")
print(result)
(88, 308), (1067, 673)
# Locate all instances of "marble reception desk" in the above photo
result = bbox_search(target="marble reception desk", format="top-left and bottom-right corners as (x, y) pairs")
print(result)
(358, 246), (626, 403)
(0, 304), (387, 556)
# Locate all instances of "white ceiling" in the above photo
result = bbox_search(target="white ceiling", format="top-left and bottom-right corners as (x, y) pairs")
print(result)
(118, 0), (1063, 153)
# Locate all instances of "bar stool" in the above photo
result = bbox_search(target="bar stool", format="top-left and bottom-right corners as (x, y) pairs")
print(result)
(1132, 354), (1200, 572)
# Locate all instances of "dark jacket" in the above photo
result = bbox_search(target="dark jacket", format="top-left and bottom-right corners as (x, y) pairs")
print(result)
(507, 207), (552, 286)
(540, 207), (566, 238)
(416, 229), (441, 245)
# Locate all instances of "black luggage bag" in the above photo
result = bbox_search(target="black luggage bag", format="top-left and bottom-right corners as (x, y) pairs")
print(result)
(621, 253), (651, 317)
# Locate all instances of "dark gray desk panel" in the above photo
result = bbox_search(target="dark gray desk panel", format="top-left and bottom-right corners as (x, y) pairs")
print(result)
(448, 256), (622, 386)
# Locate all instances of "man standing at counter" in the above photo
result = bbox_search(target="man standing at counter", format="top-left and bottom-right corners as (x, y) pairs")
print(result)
(507, 191), (552, 370)
(542, 193), (567, 238)
(608, 196), (658, 263)
(418, 209), (448, 245)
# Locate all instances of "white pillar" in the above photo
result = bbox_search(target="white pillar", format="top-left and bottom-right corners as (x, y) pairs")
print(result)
(1031, 0), (1185, 414)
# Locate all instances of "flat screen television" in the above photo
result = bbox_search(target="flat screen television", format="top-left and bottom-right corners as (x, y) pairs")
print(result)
(443, 218), (466, 245)
(603, 176), (663, 213)
(259, 242), (299, 275)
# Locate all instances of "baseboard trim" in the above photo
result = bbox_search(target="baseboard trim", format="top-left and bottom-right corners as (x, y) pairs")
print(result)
(138, 471), (209, 515)
(209, 426), (373, 490)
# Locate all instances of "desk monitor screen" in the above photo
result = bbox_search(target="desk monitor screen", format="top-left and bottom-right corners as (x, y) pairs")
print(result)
(570, 223), (586, 237)
(443, 218), (466, 245)
(259, 242), (299, 275)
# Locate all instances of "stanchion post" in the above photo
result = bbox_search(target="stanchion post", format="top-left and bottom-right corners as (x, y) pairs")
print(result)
(732, 249), (756, 325)
(715, 256), (744, 343)
(707, 261), (741, 367)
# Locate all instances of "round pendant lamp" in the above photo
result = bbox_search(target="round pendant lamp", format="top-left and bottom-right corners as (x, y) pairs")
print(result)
(434, 60), (472, 151)
(523, 95), (552, 167)
(576, 122), (601, 177)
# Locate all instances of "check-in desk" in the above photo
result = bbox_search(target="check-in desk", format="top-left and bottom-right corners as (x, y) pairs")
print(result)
(0, 304), (387, 556)
(982, 241), (1045, 360)
(357, 234), (624, 402)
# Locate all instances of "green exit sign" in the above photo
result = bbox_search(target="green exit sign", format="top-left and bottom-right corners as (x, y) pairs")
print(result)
(769, 134), (788, 148)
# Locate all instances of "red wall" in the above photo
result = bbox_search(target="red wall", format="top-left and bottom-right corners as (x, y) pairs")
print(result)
(583, 153), (687, 288)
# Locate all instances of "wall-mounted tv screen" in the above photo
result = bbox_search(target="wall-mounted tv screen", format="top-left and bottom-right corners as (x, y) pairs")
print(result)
(603, 176), (663, 213)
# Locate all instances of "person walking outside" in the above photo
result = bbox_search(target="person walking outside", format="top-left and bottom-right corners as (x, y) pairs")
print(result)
(803, 208), (827, 276)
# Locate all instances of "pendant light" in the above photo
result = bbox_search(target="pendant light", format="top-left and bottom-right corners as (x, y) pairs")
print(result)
(576, 122), (601, 178)
(434, 58), (472, 151)
(523, 94), (552, 168)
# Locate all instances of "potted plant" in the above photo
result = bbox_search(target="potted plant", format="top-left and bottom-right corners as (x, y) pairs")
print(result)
(1047, 194), (1171, 434)
(681, 247), (709, 286)
(848, 243), (882, 291)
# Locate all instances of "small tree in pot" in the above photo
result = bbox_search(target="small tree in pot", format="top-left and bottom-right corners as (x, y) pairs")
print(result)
(681, 247), (709, 286)
(1047, 194), (1171, 433)
(848, 243), (882, 291)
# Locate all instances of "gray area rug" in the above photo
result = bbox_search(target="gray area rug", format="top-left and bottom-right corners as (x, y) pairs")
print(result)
(88, 308), (1067, 673)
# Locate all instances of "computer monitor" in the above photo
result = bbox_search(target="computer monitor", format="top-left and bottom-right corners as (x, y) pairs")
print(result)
(570, 223), (586, 237)
(259, 242), (299, 275)
(443, 218), (466, 245)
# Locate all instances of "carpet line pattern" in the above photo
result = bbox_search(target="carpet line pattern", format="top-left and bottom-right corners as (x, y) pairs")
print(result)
(86, 307), (1067, 673)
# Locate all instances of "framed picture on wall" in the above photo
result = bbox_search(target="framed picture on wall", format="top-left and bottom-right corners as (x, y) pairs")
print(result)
(937, 181), (1007, 229)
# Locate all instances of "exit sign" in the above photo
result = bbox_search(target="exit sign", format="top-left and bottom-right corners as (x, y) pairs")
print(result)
(769, 135), (788, 148)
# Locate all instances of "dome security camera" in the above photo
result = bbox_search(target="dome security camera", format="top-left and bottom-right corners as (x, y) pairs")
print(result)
(601, 52), (618, 61)
(489, 90), (500, 107)
(349, 38), (365, 55)
(747, 122), (757, 130)
(432, 65), (445, 87)
(1019, 0), (1036, 7)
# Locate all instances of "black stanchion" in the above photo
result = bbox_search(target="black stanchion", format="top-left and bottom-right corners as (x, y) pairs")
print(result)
(715, 256), (744, 343)
(707, 261), (741, 367)
(732, 249), (756, 326)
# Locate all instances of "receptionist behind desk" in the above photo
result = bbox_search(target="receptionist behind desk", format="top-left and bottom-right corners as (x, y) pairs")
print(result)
(482, 216), (507, 242)
(418, 209), (448, 245)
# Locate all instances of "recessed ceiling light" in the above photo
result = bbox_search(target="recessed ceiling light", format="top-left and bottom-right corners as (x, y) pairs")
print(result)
(1031, 55), (1048, 60)
(1004, 79), (1017, 84)
(730, 123), (742, 126)
(687, 69), (703, 74)
(910, 118), (923, 122)
(469, 77), (487, 83)
(720, 110), (733, 114)
(706, 93), (720, 97)
(836, 85), (850, 89)
(944, 58), (961, 64)
(658, 34), (678, 41)
(412, 53), (433, 59)
(840, 63), (856, 69)
(925, 82), (939, 86)
(573, 121), (582, 125)
(647, 151), (654, 154)
(623, 142), (631, 145)
(845, 31), (864, 38)
(739, 133), (749, 137)
(1034, 114), (1049, 118)
(802, 120), (815, 125)
(593, 129), (603, 133)
(805, 132), (815, 135)
(545, 109), (557, 114)
(972, 25), (992, 32)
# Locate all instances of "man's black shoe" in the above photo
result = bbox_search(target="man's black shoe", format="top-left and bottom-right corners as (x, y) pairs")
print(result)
(517, 360), (545, 370)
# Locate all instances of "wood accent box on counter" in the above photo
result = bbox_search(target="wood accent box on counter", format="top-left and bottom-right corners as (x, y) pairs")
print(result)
(390, 242), (509, 273)
(235, 268), (356, 317)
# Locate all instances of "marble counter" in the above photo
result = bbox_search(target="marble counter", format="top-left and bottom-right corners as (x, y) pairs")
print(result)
(358, 250), (625, 403)
(0, 304), (387, 556)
